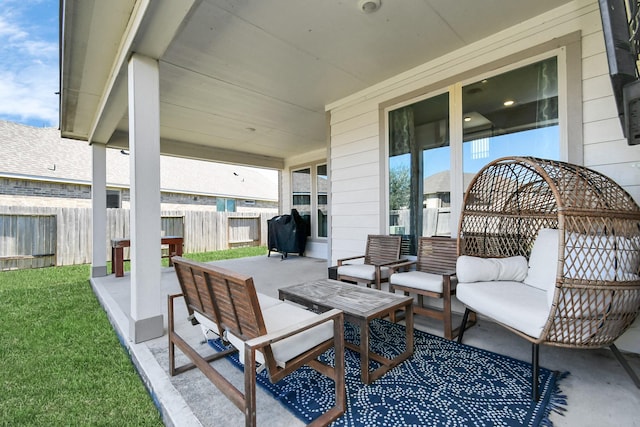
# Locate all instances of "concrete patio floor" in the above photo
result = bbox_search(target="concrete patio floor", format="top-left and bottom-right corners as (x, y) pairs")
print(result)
(90, 255), (640, 427)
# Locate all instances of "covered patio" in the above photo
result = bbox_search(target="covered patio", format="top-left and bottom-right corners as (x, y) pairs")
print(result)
(60, 0), (640, 424)
(91, 255), (640, 426)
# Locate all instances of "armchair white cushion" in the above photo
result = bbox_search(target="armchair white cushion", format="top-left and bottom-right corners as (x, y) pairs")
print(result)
(337, 264), (391, 281)
(390, 271), (451, 293)
(457, 229), (558, 339)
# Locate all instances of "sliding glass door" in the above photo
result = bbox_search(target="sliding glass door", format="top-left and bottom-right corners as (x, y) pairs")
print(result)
(389, 92), (450, 254)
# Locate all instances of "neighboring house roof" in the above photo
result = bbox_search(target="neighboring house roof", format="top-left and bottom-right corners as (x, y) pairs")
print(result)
(423, 170), (475, 194)
(0, 120), (278, 201)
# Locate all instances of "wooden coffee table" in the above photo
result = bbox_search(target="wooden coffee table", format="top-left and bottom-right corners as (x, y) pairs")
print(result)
(278, 279), (413, 384)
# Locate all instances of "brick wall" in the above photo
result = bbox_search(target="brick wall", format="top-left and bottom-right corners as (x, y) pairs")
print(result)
(0, 177), (278, 211)
(1, 177), (90, 199)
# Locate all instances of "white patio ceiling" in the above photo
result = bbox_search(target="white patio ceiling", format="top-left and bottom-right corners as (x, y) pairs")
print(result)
(60, 0), (574, 169)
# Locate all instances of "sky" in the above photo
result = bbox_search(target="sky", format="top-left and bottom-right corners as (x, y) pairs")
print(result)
(0, 0), (59, 128)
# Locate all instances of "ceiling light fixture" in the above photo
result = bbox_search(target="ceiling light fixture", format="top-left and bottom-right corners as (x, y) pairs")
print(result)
(464, 116), (471, 122)
(358, 0), (381, 13)
(503, 100), (515, 107)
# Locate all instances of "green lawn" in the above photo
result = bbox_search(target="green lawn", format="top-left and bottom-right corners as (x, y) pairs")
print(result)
(0, 246), (267, 426)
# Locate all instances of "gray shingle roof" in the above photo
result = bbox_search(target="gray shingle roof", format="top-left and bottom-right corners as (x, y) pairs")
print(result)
(0, 120), (278, 201)
(423, 170), (475, 194)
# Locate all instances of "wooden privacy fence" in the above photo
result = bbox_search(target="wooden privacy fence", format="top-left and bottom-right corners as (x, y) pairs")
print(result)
(0, 207), (276, 269)
(0, 207), (92, 269)
(227, 216), (261, 248)
(0, 214), (57, 270)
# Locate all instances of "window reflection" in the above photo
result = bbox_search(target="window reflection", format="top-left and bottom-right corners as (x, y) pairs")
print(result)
(389, 93), (450, 254)
(388, 57), (560, 255)
(292, 168), (311, 236)
(462, 57), (559, 176)
(317, 164), (328, 238)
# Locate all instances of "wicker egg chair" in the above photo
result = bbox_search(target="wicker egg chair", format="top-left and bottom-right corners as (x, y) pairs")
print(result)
(456, 156), (640, 398)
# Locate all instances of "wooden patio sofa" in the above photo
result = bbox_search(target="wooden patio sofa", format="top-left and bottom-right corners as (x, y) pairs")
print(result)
(168, 256), (346, 427)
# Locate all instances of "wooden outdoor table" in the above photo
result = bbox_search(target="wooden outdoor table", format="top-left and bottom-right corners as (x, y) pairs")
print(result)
(110, 236), (183, 277)
(279, 279), (413, 384)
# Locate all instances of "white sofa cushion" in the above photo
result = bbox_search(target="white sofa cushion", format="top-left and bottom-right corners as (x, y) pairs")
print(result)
(523, 228), (559, 296)
(389, 270), (452, 293)
(564, 232), (616, 281)
(456, 281), (549, 339)
(616, 236), (640, 281)
(227, 302), (334, 368)
(193, 312), (220, 339)
(456, 255), (528, 283)
(256, 293), (285, 309)
(337, 264), (390, 281)
(195, 292), (284, 339)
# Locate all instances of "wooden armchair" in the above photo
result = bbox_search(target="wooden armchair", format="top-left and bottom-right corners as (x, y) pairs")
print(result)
(337, 235), (403, 289)
(389, 237), (473, 339)
(169, 257), (346, 427)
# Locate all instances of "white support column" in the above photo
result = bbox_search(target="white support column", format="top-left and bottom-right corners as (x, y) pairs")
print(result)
(128, 53), (163, 343)
(91, 143), (108, 277)
(449, 83), (464, 239)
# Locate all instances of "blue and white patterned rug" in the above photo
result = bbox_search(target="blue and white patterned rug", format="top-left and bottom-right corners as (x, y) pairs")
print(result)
(209, 319), (567, 427)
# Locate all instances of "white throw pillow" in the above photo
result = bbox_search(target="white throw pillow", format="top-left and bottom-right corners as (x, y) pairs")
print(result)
(456, 256), (499, 283)
(456, 255), (528, 283)
(494, 256), (529, 281)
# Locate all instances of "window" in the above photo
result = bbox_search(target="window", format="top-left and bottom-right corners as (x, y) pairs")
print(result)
(292, 163), (328, 239)
(292, 167), (312, 236)
(292, 194), (311, 205)
(388, 56), (560, 255)
(317, 164), (328, 238)
(217, 198), (236, 212)
(106, 189), (121, 208)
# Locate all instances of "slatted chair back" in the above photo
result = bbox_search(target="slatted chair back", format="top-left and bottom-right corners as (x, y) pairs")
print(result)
(416, 237), (458, 273)
(205, 266), (264, 340)
(364, 235), (402, 265)
(206, 264), (289, 376)
(337, 234), (404, 289)
(389, 236), (465, 339)
(173, 260), (225, 337)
